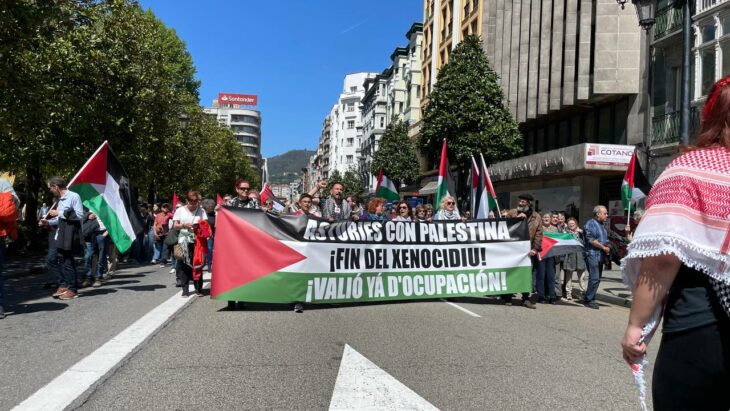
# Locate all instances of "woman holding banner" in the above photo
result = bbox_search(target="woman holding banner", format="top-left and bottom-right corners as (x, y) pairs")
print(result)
(433, 196), (461, 221)
(361, 198), (387, 222)
(392, 202), (412, 221)
(535, 213), (557, 303)
(561, 217), (585, 301)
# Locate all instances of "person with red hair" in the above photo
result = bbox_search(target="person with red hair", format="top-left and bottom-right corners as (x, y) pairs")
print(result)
(621, 77), (730, 410)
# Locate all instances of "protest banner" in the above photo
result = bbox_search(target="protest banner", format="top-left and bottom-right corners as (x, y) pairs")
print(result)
(211, 208), (533, 304)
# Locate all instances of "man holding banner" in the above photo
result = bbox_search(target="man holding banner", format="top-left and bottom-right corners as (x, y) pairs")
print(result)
(499, 193), (542, 309)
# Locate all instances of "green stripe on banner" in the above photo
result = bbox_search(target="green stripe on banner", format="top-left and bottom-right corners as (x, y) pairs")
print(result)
(73, 183), (134, 253)
(213, 266), (533, 304)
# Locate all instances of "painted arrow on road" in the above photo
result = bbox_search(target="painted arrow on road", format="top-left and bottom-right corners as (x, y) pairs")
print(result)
(329, 344), (439, 411)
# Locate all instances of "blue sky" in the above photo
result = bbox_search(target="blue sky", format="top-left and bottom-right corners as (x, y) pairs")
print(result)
(139, 0), (423, 158)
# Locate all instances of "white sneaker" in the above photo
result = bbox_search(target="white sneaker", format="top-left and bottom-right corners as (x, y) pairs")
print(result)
(170, 268), (176, 274)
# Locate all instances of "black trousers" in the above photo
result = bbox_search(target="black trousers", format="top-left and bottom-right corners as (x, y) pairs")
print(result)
(653, 319), (730, 411)
(177, 243), (202, 295)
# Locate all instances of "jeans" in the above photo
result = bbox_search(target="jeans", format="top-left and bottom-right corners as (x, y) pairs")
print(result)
(59, 249), (78, 292)
(206, 236), (214, 269)
(83, 241), (94, 278)
(153, 240), (169, 264)
(147, 229), (155, 261)
(584, 253), (603, 303)
(87, 235), (108, 279)
(46, 229), (62, 286)
(0, 240), (6, 308)
(535, 256), (556, 300)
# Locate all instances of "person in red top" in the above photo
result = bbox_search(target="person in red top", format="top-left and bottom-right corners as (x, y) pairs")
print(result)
(153, 203), (172, 266)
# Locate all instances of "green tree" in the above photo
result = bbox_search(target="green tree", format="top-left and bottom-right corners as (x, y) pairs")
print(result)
(342, 168), (363, 198)
(420, 35), (522, 169)
(370, 117), (420, 187)
(0, 0), (255, 246)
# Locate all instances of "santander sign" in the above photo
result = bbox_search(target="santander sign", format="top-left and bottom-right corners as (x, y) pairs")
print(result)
(218, 93), (258, 106)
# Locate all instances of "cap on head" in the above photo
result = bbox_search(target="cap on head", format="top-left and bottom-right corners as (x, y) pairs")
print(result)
(518, 193), (534, 202)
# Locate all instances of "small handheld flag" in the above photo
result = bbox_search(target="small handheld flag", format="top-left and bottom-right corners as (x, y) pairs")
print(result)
(375, 169), (400, 201)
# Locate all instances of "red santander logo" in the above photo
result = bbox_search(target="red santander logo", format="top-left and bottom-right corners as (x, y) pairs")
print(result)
(218, 93), (258, 106)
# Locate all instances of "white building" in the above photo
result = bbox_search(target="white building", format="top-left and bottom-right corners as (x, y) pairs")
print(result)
(324, 73), (377, 178)
(204, 93), (262, 172)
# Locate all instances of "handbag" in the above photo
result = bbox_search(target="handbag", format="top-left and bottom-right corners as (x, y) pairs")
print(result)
(173, 243), (185, 261)
(164, 229), (179, 246)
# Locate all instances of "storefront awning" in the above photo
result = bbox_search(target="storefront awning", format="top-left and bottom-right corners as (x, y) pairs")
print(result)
(419, 181), (439, 195)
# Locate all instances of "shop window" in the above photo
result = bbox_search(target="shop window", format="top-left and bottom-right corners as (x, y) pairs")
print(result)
(584, 112), (596, 143)
(598, 105), (613, 143)
(614, 98), (628, 144)
(558, 120), (569, 148)
(570, 116), (581, 146)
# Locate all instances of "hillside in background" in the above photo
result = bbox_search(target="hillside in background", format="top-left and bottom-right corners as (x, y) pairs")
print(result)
(267, 149), (316, 183)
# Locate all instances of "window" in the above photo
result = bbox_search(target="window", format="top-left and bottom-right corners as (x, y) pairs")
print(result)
(347, 120), (355, 129)
(570, 116), (581, 146)
(347, 103), (354, 112)
(614, 98), (628, 144)
(722, 39), (730, 77)
(558, 120), (569, 148)
(702, 47), (716, 94)
(598, 105), (613, 143)
(346, 138), (354, 147)
(724, 14), (730, 35)
(379, 117), (385, 128)
(346, 155), (353, 164)
(350, 86), (357, 92)
(702, 22), (716, 43)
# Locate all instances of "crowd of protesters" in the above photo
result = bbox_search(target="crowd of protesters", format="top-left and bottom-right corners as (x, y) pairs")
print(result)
(0, 174), (624, 319)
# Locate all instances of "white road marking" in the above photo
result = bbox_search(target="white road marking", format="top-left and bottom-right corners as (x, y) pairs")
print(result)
(440, 299), (481, 317)
(329, 344), (439, 411)
(12, 273), (210, 411)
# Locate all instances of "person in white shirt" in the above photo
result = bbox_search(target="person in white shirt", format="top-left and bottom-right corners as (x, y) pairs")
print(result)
(172, 191), (208, 297)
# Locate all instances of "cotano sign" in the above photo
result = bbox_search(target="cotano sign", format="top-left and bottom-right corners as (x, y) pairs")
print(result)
(218, 93), (258, 106)
(585, 144), (634, 166)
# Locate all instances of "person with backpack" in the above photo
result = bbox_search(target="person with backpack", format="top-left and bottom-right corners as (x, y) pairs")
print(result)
(0, 174), (20, 319)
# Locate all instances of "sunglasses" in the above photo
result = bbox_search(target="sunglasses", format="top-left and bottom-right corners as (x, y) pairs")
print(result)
(446, 201), (455, 205)
(399, 206), (408, 210)
(238, 186), (250, 190)
(187, 198), (199, 203)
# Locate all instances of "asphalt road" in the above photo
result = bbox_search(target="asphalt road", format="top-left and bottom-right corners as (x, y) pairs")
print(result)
(2, 262), (656, 410)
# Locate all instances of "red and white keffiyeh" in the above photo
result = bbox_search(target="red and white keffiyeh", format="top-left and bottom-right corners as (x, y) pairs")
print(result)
(621, 145), (730, 410)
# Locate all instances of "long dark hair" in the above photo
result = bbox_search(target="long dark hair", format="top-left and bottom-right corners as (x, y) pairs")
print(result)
(696, 76), (730, 149)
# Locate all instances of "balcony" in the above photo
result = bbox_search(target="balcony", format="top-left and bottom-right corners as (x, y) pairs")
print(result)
(653, 4), (683, 41)
(650, 109), (700, 146)
(697, 0), (729, 14)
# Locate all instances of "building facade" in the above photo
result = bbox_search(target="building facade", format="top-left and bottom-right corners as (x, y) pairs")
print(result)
(323, 73), (377, 179)
(650, 0), (730, 181)
(360, 73), (390, 193)
(418, 0), (650, 222)
(204, 93), (262, 172)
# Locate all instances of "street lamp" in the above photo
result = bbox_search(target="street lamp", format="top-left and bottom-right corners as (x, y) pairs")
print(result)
(616, 0), (656, 31)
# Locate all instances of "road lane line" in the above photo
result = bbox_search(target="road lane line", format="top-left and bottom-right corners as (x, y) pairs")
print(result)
(440, 299), (481, 317)
(12, 273), (210, 411)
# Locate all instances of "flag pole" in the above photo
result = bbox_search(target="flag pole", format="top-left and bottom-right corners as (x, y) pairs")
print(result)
(626, 200), (632, 234)
(479, 153), (501, 217)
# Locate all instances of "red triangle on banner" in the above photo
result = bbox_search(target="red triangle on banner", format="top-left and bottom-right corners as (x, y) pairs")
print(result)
(211, 208), (306, 298)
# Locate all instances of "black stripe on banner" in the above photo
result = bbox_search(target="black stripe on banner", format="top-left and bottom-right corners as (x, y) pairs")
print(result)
(224, 207), (529, 246)
(106, 144), (144, 236)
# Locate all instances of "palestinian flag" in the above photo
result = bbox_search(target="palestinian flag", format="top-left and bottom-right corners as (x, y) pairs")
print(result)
(469, 156), (481, 218)
(260, 183), (285, 212)
(621, 151), (652, 211)
(476, 153), (499, 218)
(375, 168), (399, 201)
(69, 141), (142, 253)
(435, 139), (457, 210)
(539, 231), (583, 259)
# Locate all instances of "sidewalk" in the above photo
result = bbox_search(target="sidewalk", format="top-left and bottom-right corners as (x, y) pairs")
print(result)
(572, 268), (632, 308)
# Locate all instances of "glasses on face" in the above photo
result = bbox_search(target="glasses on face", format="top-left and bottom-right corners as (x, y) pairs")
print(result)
(399, 206), (408, 210)
(187, 198), (199, 203)
(238, 186), (250, 191)
(446, 201), (455, 205)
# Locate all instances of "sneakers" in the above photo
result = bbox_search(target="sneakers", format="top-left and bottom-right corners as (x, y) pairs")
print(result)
(151, 259), (157, 264)
(92, 279), (102, 288)
(170, 268), (176, 274)
(159, 263), (166, 268)
(80, 279), (91, 289)
(522, 299), (537, 309)
(59, 290), (78, 300)
(294, 303), (303, 313)
(181, 290), (190, 298)
(52, 287), (69, 298)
